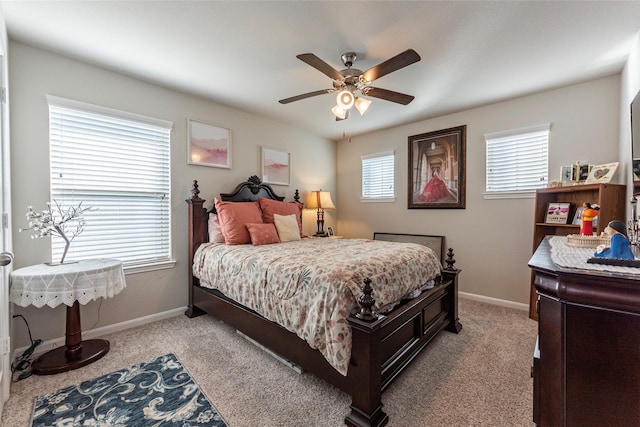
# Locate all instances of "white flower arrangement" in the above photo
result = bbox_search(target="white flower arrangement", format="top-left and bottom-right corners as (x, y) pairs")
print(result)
(19, 200), (95, 264)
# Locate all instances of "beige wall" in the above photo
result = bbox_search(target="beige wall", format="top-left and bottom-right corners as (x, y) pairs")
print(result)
(336, 75), (622, 306)
(8, 41), (336, 347)
(7, 37), (631, 347)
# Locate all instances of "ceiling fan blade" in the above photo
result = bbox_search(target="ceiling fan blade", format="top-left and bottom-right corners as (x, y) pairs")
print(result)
(279, 89), (333, 104)
(364, 87), (415, 105)
(297, 53), (344, 80)
(362, 49), (421, 82)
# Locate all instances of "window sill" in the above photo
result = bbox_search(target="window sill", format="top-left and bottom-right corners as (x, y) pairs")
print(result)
(124, 259), (176, 275)
(361, 197), (396, 203)
(483, 191), (536, 200)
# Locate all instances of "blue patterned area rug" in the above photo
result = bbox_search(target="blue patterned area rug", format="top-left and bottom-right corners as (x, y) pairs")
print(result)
(30, 353), (228, 426)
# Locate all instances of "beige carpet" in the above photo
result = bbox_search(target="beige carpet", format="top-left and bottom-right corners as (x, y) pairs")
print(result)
(1, 298), (537, 426)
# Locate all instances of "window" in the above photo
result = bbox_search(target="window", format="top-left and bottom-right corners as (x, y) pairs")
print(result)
(362, 151), (395, 201)
(48, 96), (173, 272)
(485, 124), (550, 198)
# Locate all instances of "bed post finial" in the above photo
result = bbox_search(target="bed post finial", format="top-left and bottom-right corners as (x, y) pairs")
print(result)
(247, 175), (263, 194)
(444, 248), (457, 271)
(190, 180), (204, 202)
(355, 278), (377, 320)
(294, 189), (300, 204)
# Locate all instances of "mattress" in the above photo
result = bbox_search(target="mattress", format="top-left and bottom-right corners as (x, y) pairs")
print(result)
(192, 237), (441, 375)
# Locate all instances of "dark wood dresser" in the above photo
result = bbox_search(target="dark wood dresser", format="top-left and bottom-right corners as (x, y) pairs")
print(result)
(529, 237), (640, 427)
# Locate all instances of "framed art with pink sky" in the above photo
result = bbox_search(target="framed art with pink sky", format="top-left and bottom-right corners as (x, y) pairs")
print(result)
(262, 147), (290, 185)
(188, 119), (232, 169)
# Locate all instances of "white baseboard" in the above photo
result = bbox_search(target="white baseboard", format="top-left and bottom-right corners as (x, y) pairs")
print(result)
(459, 291), (529, 312)
(13, 306), (187, 360)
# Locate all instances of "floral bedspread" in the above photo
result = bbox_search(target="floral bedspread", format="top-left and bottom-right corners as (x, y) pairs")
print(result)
(192, 238), (441, 376)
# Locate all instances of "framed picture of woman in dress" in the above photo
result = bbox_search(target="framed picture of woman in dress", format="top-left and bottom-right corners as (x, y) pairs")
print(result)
(408, 125), (466, 209)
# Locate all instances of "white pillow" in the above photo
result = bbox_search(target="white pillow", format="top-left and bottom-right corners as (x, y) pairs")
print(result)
(208, 213), (226, 243)
(274, 213), (301, 242)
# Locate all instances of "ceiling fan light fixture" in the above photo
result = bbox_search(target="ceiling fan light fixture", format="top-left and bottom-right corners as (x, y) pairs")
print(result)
(331, 105), (347, 119)
(354, 97), (372, 115)
(336, 90), (355, 109)
(281, 50), (420, 123)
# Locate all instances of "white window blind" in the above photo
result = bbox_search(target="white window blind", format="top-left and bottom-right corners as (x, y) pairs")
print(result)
(48, 96), (172, 269)
(362, 151), (395, 201)
(485, 124), (550, 197)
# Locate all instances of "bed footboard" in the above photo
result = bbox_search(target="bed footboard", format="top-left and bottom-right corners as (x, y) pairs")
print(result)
(191, 269), (460, 427)
(346, 267), (461, 427)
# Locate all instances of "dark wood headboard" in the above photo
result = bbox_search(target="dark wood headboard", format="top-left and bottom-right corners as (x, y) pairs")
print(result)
(216, 175), (286, 209)
(187, 175), (291, 251)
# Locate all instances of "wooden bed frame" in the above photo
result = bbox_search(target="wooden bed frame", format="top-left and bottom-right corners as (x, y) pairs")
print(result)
(186, 176), (462, 427)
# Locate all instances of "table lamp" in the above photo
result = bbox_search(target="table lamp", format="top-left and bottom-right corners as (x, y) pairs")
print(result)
(306, 190), (336, 237)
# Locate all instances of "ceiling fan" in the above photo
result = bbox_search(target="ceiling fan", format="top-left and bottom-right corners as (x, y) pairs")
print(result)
(279, 49), (421, 120)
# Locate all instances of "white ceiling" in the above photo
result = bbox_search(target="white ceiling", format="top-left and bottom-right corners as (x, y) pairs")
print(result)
(3, 1), (640, 141)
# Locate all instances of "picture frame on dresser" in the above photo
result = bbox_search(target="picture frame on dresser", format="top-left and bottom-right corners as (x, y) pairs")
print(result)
(585, 162), (618, 184)
(545, 202), (570, 224)
(578, 164), (593, 181)
(561, 165), (576, 183)
(572, 206), (598, 227)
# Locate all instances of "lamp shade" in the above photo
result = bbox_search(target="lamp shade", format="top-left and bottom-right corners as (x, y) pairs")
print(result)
(306, 191), (336, 210)
(354, 97), (372, 115)
(336, 90), (355, 109)
(331, 105), (347, 120)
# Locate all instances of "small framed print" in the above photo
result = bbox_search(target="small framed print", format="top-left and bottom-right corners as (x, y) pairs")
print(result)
(261, 147), (290, 185)
(573, 206), (598, 227)
(560, 165), (577, 183)
(188, 119), (232, 169)
(545, 202), (570, 224)
(585, 162), (618, 184)
(578, 164), (592, 181)
(572, 207), (584, 225)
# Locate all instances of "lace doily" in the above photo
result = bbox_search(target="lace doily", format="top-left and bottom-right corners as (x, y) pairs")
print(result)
(549, 236), (640, 274)
(9, 258), (126, 308)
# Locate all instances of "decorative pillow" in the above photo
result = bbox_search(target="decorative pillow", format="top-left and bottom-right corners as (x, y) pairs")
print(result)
(208, 213), (226, 243)
(246, 223), (280, 246)
(259, 198), (303, 237)
(214, 198), (263, 245)
(274, 213), (301, 242)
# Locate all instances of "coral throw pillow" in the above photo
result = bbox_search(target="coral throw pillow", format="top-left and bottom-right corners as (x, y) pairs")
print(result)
(274, 213), (301, 242)
(214, 198), (263, 245)
(259, 197), (303, 237)
(246, 223), (280, 246)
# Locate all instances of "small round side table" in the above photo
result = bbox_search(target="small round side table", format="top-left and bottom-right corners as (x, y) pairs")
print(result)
(10, 258), (126, 375)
